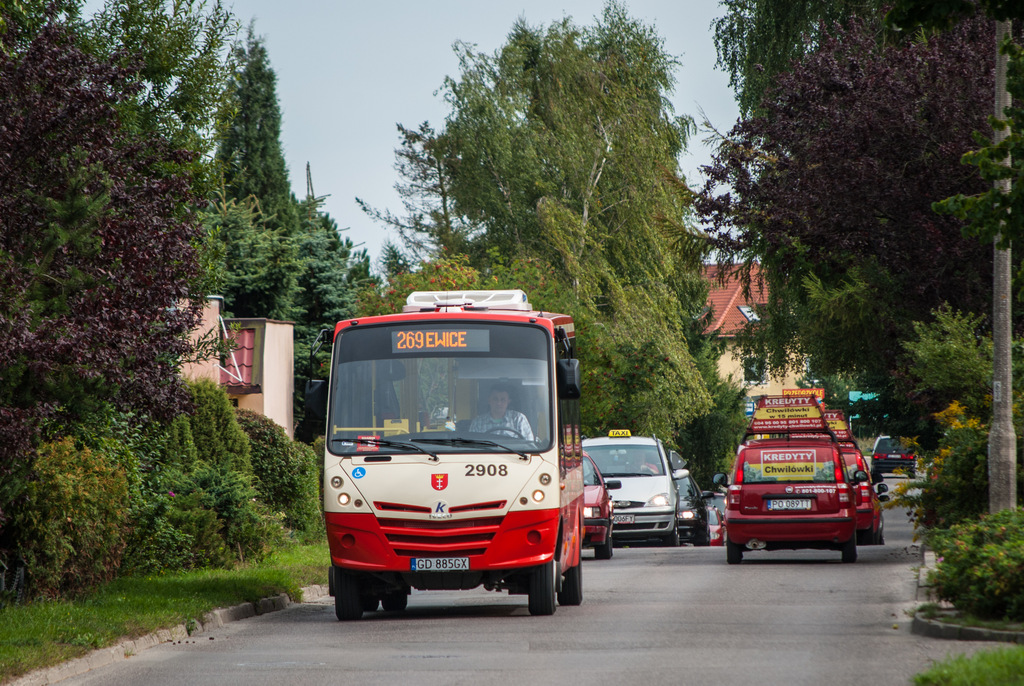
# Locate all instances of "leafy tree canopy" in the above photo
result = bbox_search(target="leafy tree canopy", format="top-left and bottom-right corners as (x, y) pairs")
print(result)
(0, 14), (205, 523)
(712, 0), (887, 116)
(696, 15), (1000, 424)
(361, 2), (714, 433)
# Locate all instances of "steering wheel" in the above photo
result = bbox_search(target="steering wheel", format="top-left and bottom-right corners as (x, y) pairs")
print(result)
(486, 426), (527, 440)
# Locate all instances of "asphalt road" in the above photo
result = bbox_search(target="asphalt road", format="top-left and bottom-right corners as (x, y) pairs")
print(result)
(60, 479), (994, 686)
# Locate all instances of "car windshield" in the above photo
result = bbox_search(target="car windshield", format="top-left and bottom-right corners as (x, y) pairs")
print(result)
(707, 508), (720, 525)
(875, 437), (907, 454)
(584, 444), (665, 476)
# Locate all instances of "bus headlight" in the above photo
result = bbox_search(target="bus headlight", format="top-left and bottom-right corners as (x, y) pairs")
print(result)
(532, 490), (545, 503)
(338, 493), (351, 506)
(330, 476), (343, 489)
(539, 473), (552, 485)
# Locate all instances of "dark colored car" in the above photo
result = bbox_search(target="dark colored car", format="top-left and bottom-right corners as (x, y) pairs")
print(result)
(706, 491), (727, 519)
(841, 447), (888, 546)
(714, 436), (863, 564)
(871, 435), (917, 478)
(674, 472), (711, 546)
(707, 505), (727, 547)
(582, 452), (619, 559)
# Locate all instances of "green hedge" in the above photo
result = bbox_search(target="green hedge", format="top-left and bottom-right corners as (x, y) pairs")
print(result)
(13, 438), (129, 598)
(235, 409), (321, 539)
(929, 508), (1024, 621)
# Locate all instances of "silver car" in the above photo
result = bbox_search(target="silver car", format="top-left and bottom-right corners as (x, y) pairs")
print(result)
(582, 431), (689, 546)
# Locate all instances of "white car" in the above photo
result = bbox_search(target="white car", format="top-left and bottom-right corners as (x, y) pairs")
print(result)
(582, 430), (689, 546)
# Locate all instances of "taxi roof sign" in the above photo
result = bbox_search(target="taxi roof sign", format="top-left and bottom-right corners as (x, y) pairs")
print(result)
(608, 429), (632, 437)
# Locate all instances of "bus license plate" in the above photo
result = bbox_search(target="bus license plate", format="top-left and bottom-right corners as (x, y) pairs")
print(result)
(768, 499), (811, 511)
(410, 557), (470, 571)
(613, 514), (634, 524)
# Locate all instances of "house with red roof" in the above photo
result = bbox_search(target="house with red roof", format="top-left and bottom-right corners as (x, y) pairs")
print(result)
(703, 263), (801, 403)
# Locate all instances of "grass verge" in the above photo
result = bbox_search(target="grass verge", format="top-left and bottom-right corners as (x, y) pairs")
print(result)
(914, 645), (1024, 685)
(0, 542), (328, 684)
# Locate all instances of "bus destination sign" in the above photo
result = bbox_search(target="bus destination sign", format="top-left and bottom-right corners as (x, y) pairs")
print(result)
(391, 328), (490, 353)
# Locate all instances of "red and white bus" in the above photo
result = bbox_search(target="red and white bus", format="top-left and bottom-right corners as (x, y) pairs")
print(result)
(308, 289), (585, 619)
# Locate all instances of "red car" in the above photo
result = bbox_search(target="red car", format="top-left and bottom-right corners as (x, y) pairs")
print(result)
(841, 447), (888, 546)
(707, 505), (727, 547)
(714, 436), (862, 564)
(582, 453), (619, 559)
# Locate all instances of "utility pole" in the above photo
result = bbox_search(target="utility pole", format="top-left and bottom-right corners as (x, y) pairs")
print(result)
(990, 19), (1017, 513)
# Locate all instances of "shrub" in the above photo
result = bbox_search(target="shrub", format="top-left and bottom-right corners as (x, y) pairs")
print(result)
(235, 409), (321, 538)
(122, 488), (232, 573)
(162, 413), (199, 471)
(165, 464), (285, 565)
(887, 402), (988, 533)
(929, 508), (1024, 621)
(14, 438), (129, 598)
(187, 378), (251, 473)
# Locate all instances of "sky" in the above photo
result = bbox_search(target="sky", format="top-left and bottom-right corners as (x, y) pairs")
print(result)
(90, 1), (742, 268)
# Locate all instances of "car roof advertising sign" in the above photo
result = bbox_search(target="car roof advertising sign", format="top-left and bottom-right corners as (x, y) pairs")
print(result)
(823, 409), (853, 441)
(748, 395), (830, 434)
(743, 446), (834, 482)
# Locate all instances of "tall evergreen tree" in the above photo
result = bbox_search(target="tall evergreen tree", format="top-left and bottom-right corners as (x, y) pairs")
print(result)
(216, 25), (299, 236)
(212, 24), (301, 319)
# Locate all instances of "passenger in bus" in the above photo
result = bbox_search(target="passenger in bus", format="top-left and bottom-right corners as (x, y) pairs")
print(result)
(469, 382), (535, 440)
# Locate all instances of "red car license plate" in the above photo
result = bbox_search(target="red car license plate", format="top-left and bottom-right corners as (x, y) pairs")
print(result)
(768, 499), (811, 511)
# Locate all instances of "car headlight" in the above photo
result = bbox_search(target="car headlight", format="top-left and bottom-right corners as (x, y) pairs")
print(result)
(646, 493), (671, 507)
(583, 506), (596, 518)
(679, 510), (696, 519)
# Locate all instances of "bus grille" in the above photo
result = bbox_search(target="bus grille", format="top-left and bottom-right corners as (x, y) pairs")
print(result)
(378, 516), (504, 558)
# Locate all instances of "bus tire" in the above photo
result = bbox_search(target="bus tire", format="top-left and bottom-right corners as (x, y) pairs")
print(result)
(528, 559), (557, 616)
(334, 572), (364, 621)
(381, 590), (408, 612)
(726, 540), (743, 565)
(557, 561), (583, 606)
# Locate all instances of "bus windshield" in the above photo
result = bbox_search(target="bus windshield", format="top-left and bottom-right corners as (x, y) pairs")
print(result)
(328, 321), (553, 454)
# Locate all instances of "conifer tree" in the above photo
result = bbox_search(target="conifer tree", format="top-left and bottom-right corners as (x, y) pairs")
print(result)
(216, 25), (299, 236)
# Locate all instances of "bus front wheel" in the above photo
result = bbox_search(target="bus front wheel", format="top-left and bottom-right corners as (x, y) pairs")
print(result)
(528, 559), (557, 616)
(334, 571), (364, 621)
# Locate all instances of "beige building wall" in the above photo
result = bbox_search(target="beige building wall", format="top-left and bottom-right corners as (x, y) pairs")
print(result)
(181, 296), (223, 382)
(258, 320), (295, 438)
(717, 340), (802, 401)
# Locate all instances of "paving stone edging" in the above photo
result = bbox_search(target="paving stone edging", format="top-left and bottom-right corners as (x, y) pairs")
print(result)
(912, 547), (1024, 644)
(6, 584), (330, 686)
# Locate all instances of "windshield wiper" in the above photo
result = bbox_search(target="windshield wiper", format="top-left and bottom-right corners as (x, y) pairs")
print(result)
(330, 436), (439, 461)
(414, 437), (531, 461)
(604, 472), (654, 478)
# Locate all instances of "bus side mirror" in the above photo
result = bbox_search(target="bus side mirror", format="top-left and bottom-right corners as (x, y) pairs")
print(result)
(556, 359), (581, 399)
(305, 379), (328, 423)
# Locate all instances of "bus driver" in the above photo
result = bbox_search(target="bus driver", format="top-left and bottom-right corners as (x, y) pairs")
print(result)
(469, 383), (535, 440)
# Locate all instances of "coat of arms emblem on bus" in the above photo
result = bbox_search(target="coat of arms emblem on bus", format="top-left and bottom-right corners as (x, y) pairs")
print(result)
(432, 473), (449, 491)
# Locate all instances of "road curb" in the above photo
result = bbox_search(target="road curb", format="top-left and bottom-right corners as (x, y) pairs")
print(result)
(911, 546), (1024, 644)
(6, 584), (330, 686)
